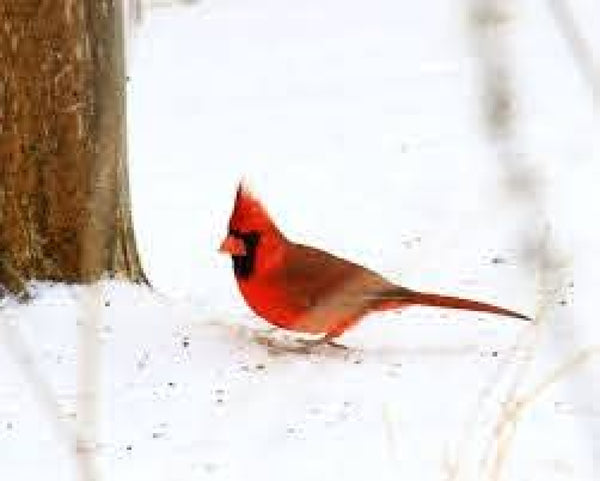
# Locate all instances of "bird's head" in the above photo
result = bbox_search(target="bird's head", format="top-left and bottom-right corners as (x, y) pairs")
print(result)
(219, 181), (285, 279)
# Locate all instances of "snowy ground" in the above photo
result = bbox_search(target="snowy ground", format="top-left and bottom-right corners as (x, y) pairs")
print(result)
(1, 0), (598, 480)
(0, 280), (594, 481)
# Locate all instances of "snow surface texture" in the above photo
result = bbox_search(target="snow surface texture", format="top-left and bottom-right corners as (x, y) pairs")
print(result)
(1, 0), (598, 480)
(0, 280), (593, 481)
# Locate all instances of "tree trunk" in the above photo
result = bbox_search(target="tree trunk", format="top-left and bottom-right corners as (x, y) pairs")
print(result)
(0, 0), (146, 294)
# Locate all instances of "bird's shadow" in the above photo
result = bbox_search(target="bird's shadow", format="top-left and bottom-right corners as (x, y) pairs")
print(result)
(195, 320), (355, 358)
(200, 319), (510, 363)
(250, 331), (358, 359)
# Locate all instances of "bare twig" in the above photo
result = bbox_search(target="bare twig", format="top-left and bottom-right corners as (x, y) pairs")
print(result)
(0, 310), (76, 449)
(76, 284), (103, 481)
(546, 0), (600, 106)
(454, 1), (578, 480)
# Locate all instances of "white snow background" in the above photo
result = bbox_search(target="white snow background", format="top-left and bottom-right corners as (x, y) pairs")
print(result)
(1, 0), (598, 480)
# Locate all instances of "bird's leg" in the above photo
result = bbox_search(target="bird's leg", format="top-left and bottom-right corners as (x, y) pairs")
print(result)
(323, 336), (350, 351)
(296, 334), (349, 351)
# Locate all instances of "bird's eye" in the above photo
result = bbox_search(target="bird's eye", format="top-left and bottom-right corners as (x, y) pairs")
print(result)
(229, 229), (260, 246)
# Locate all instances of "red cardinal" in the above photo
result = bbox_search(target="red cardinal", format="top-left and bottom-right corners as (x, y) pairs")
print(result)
(219, 183), (530, 345)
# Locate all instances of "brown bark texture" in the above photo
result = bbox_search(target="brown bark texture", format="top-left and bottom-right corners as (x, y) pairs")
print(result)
(0, 0), (146, 293)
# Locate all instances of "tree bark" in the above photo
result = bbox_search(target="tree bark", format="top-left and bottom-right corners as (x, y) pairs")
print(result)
(0, 0), (146, 294)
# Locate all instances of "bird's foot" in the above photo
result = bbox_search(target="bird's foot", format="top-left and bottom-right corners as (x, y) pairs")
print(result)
(296, 335), (349, 352)
(324, 339), (350, 350)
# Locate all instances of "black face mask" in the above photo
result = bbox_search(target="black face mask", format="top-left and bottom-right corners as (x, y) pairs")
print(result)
(229, 230), (261, 279)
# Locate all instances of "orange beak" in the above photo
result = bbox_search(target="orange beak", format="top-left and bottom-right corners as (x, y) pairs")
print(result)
(219, 235), (247, 256)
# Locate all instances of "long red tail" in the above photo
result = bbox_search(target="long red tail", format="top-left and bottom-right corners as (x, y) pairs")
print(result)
(378, 289), (531, 321)
(407, 291), (531, 321)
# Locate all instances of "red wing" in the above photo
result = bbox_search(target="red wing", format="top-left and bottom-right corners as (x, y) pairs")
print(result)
(274, 243), (394, 310)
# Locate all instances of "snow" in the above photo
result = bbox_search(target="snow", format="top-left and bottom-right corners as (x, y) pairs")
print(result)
(1, 0), (597, 480)
(2, 281), (594, 481)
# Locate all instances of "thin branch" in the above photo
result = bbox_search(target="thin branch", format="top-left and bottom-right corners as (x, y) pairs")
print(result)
(0, 311), (76, 449)
(546, 0), (600, 106)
